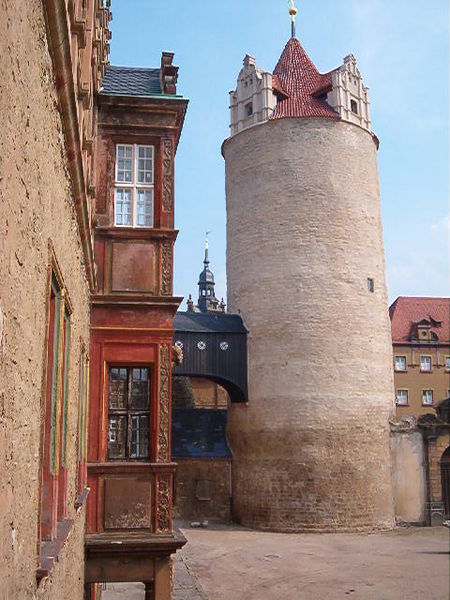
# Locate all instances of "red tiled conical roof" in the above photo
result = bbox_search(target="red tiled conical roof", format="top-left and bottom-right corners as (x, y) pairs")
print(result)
(271, 38), (339, 120)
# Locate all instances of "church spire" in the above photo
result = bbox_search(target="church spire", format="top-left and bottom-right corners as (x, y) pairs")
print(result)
(289, 0), (298, 39)
(195, 233), (226, 313)
(204, 230), (210, 267)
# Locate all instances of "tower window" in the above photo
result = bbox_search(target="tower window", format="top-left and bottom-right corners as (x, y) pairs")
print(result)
(350, 99), (358, 115)
(367, 278), (374, 292)
(245, 102), (253, 117)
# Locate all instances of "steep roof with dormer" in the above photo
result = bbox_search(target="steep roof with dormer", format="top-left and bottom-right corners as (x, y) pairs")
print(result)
(270, 38), (339, 120)
(389, 297), (450, 344)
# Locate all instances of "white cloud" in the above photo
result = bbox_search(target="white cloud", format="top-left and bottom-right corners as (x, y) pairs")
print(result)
(430, 212), (450, 233)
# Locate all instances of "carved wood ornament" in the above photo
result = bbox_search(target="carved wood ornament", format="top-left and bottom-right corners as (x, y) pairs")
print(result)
(158, 344), (171, 461)
(160, 240), (172, 295)
(157, 474), (171, 533)
(162, 139), (173, 212)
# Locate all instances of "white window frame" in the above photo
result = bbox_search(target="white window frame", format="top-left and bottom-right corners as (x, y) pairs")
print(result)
(395, 389), (408, 406)
(422, 389), (433, 406)
(420, 355), (432, 372)
(114, 143), (154, 228)
(394, 356), (407, 372)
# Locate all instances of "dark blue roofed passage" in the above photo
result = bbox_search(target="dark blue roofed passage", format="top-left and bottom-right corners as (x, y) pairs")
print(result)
(172, 409), (231, 459)
(173, 312), (248, 403)
(102, 66), (161, 97)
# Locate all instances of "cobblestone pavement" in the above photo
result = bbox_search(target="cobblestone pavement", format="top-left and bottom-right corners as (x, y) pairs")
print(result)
(179, 524), (450, 600)
(98, 525), (449, 599)
(173, 551), (208, 600)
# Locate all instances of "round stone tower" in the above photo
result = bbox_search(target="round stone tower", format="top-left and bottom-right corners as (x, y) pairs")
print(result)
(223, 31), (395, 531)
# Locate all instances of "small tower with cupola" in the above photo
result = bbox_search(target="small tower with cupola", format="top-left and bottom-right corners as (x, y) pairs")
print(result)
(188, 236), (226, 313)
(198, 237), (220, 312)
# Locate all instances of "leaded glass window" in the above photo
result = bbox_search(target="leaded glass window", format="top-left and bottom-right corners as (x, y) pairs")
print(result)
(107, 366), (151, 459)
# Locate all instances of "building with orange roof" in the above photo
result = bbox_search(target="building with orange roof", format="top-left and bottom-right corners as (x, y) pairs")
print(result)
(390, 297), (450, 417)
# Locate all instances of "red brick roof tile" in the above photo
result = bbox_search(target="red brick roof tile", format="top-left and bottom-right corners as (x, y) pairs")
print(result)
(270, 38), (339, 120)
(389, 297), (450, 343)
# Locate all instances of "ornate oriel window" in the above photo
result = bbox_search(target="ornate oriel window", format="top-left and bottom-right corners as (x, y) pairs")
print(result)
(114, 144), (154, 227)
(107, 367), (151, 459)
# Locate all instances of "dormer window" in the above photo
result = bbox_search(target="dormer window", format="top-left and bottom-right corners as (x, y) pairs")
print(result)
(245, 102), (253, 117)
(114, 144), (154, 227)
(350, 99), (358, 115)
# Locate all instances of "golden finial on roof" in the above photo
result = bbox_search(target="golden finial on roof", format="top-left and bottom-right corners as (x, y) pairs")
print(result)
(289, 0), (298, 38)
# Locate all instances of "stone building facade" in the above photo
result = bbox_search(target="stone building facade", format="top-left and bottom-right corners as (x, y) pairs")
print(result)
(390, 296), (450, 416)
(223, 33), (395, 531)
(0, 0), (110, 598)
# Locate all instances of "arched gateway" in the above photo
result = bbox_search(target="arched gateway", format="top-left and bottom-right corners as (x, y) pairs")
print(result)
(440, 446), (450, 520)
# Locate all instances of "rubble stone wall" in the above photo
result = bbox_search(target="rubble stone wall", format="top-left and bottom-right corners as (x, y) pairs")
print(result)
(174, 459), (231, 522)
(224, 117), (395, 531)
(0, 0), (90, 597)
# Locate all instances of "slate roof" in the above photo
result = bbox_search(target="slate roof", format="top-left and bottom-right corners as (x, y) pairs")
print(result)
(389, 297), (450, 343)
(171, 409), (232, 458)
(174, 311), (247, 334)
(270, 38), (339, 120)
(101, 65), (162, 97)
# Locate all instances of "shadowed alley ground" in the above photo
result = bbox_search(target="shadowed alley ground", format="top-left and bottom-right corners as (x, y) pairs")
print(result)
(102, 524), (449, 600)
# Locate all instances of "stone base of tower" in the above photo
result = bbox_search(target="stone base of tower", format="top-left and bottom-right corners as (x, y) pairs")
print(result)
(228, 410), (395, 532)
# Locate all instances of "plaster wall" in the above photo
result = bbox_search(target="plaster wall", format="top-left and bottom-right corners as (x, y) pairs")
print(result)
(0, 0), (90, 597)
(390, 428), (426, 524)
(223, 118), (395, 531)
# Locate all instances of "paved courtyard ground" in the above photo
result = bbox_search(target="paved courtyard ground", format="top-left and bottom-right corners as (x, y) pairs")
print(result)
(102, 524), (449, 600)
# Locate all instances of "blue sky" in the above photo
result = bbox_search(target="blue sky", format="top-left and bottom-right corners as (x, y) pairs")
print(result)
(109, 0), (449, 306)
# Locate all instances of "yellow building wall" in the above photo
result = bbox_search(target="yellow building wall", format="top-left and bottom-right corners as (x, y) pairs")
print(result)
(393, 345), (450, 417)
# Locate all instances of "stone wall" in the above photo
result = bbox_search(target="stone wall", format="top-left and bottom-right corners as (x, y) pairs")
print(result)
(0, 0), (90, 597)
(427, 431), (450, 525)
(173, 376), (228, 410)
(173, 459), (231, 522)
(223, 117), (395, 531)
(390, 418), (426, 524)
